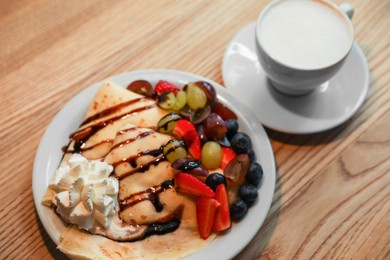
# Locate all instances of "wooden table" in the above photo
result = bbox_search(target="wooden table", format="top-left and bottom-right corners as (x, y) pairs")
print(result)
(0, 0), (389, 259)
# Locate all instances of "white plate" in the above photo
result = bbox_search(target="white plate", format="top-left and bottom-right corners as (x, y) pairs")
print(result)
(32, 69), (276, 259)
(222, 22), (370, 134)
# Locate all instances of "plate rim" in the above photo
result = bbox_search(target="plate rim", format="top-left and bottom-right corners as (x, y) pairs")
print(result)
(32, 69), (276, 259)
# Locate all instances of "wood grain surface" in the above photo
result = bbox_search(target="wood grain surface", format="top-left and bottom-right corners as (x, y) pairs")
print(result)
(0, 0), (389, 259)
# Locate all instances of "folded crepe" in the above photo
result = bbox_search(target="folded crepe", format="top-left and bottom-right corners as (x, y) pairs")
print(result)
(44, 82), (214, 259)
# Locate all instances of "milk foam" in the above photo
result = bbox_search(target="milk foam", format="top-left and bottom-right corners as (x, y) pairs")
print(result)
(258, 0), (352, 69)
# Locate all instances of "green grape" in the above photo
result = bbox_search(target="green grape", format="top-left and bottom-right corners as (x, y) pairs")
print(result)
(201, 141), (222, 169)
(163, 139), (187, 163)
(158, 92), (176, 109)
(172, 90), (187, 111)
(186, 83), (207, 110)
(157, 112), (181, 134)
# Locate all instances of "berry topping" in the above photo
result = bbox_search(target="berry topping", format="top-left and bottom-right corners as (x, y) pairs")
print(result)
(173, 119), (201, 160)
(155, 80), (180, 95)
(230, 132), (252, 154)
(175, 173), (215, 197)
(230, 199), (248, 221)
(225, 119), (239, 140)
(205, 173), (227, 191)
(238, 184), (258, 203)
(213, 184), (231, 232)
(196, 196), (220, 239)
(220, 147), (237, 169)
(246, 162), (263, 187)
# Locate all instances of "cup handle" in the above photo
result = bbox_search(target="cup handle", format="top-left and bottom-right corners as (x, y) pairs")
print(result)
(339, 3), (354, 19)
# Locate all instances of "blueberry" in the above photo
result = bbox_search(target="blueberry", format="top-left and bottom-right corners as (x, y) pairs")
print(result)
(247, 148), (256, 163)
(225, 119), (239, 139)
(238, 184), (258, 204)
(205, 173), (227, 191)
(230, 132), (252, 154)
(230, 199), (248, 221)
(246, 162), (263, 187)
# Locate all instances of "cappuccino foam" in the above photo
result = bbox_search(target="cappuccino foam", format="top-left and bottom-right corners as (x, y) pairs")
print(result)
(258, 0), (353, 70)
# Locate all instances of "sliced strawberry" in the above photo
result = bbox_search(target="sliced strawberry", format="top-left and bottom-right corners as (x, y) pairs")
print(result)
(220, 147), (236, 169)
(173, 119), (201, 160)
(155, 80), (180, 95)
(175, 173), (215, 197)
(196, 196), (220, 239)
(213, 184), (231, 232)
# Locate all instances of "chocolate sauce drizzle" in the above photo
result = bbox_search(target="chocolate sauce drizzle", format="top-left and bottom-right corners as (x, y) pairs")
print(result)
(81, 97), (146, 126)
(119, 179), (174, 212)
(65, 139), (114, 154)
(69, 103), (156, 153)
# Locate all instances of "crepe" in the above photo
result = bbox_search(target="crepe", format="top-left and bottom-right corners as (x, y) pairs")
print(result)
(44, 82), (215, 259)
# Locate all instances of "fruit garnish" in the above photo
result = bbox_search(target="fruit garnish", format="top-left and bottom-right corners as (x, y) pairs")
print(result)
(230, 132), (252, 154)
(196, 196), (220, 239)
(205, 173), (227, 191)
(203, 113), (227, 140)
(225, 119), (239, 140)
(220, 147), (236, 169)
(163, 139), (187, 163)
(158, 92), (176, 109)
(194, 81), (217, 104)
(238, 184), (258, 203)
(223, 154), (250, 183)
(172, 90), (187, 111)
(155, 80), (180, 95)
(201, 141), (222, 170)
(185, 83), (207, 110)
(175, 173), (215, 197)
(230, 199), (248, 221)
(213, 101), (238, 120)
(187, 165), (209, 177)
(180, 105), (211, 125)
(173, 119), (201, 160)
(127, 80), (155, 97)
(171, 157), (200, 172)
(246, 162), (263, 187)
(213, 184), (231, 232)
(157, 112), (182, 134)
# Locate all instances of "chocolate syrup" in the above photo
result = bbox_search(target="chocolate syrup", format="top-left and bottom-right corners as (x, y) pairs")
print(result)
(69, 104), (156, 152)
(117, 156), (166, 180)
(81, 97), (146, 126)
(66, 139), (114, 154)
(119, 179), (174, 212)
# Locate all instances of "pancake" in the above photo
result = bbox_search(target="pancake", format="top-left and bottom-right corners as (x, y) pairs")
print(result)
(43, 82), (215, 259)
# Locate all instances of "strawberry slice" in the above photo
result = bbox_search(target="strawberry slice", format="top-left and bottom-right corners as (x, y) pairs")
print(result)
(173, 119), (201, 160)
(213, 184), (231, 232)
(220, 147), (236, 169)
(196, 196), (220, 239)
(155, 80), (180, 95)
(175, 173), (215, 197)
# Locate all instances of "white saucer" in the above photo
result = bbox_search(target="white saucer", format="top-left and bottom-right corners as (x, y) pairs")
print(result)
(222, 22), (370, 134)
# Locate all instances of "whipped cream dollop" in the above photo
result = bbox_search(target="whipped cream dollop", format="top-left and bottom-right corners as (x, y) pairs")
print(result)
(44, 154), (118, 231)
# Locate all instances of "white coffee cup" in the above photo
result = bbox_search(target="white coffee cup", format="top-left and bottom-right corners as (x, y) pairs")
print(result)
(255, 0), (354, 96)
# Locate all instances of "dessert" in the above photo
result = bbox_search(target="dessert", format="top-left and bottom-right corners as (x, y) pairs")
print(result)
(42, 79), (264, 259)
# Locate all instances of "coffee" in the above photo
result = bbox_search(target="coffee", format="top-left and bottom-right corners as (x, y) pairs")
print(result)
(257, 0), (353, 70)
